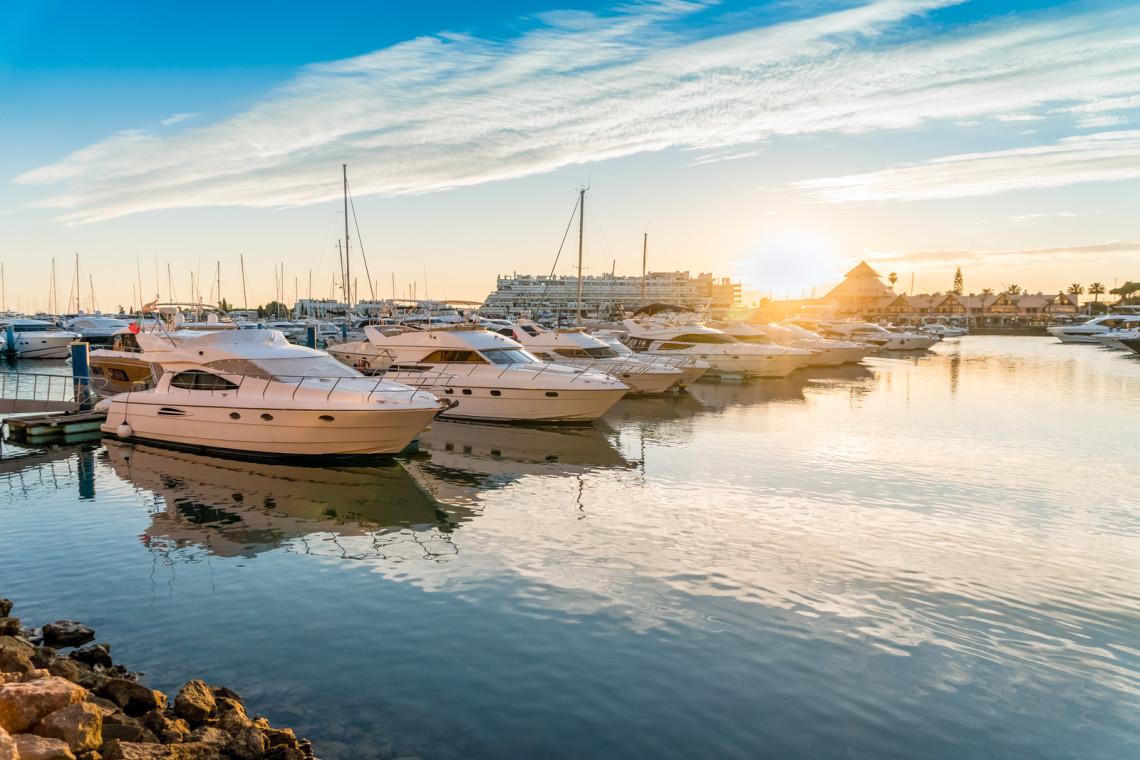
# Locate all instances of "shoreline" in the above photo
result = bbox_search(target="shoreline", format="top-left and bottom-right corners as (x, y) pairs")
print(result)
(0, 597), (316, 759)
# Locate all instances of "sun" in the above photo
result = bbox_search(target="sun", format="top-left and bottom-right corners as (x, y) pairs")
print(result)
(733, 229), (839, 299)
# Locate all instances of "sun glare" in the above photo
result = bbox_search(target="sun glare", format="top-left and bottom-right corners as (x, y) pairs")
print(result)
(734, 229), (839, 299)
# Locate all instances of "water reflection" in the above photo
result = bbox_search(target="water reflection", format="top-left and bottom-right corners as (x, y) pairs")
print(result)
(103, 441), (475, 562)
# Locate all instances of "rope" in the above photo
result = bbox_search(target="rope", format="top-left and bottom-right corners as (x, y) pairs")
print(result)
(345, 180), (378, 302)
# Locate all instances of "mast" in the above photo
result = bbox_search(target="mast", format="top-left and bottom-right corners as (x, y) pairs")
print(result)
(136, 255), (144, 312)
(240, 254), (248, 310)
(337, 240), (345, 304)
(641, 231), (648, 304)
(75, 252), (81, 313)
(577, 187), (586, 325)
(343, 164), (351, 310)
(1, 262), (5, 314)
(216, 261), (221, 309)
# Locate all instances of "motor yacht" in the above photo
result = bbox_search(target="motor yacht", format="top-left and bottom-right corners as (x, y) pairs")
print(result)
(1093, 326), (1140, 350)
(0, 318), (80, 358)
(591, 330), (710, 388)
(1119, 336), (1140, 355)
(819, 322), (938, 351)
(1047, 315), (1140, 344)
(65, 315), (132, 344)
(920, 323), (968, 338)
(621, 320), (814, 378)
(327, 325), (629, 423)
(98, 329), (443, 457)
(720, 323), (869, 366)
(499, 321), (683, 394)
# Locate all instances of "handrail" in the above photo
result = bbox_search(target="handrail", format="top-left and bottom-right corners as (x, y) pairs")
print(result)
(0, 371), (109, 410)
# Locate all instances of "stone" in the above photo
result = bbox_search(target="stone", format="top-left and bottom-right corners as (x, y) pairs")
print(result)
(0, 602), (12, 618)
(212, 698), (251, 733)
(265, 748), (306, 760)
(0, 726), (17, 760)
(263, 727), (298, 749)
(32, 648), (59, 669)
(169, 744), (220, 760)
(226, 725), (268, 760)
(0, 677), (87, 733)
(13, 733), (77, 760)
(186, 726), (227, 746)
(173, 681), (214, 724)
(101, 713), (158, 745)
(36, 702), (104, 753)
(206, 686), (240, 703)
(42, 623), (95, 650)
(139, 712), (188, 744)
(70, 646), (112, 670)
(0, 637), (34, 658)
(0, 638), (35, 676)
(47, 659), (85, 682)
(102, 741), (170, 760)
(97, 680), (166, 718)
(0, 620), (19, 637)
(21, 670), (52, 683)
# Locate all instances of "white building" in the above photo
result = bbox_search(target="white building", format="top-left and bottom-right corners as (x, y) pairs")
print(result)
(483, 271), (741, 316)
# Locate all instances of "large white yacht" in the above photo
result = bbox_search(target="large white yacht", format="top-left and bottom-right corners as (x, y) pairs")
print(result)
(328, 325), (629, 423)
(591, 331), (710, 388)
(0, 318), (80, 359)
(65, 315), (132, 344)
(621, 319), (814, 378)
(720, 323), (869, 366)
(819, 322), (938, 351)
(1047, 315), (1140, 344)
(98, 329), (442, 457)
(500, 322), (682, 394)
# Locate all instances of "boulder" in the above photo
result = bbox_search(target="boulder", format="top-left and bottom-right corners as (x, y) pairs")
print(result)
(0, 725), (17, 760)
(0, 677), (87, 733)
(12, 733), (77, 760)
(70, 646), (112, 670)
(170, 744), (221, 760)
(0, 637), (35, 676)
(0, 620), (19, 637)
(32, 648), (58, 669)
(0, 602), (12, 618)
(265, 747), (307, 760)
(173, 681), (214, 724)
(212, 698), (250, 732)
(35, 702), (104, 753)
(42, 623), (95, 650)
(140, 712), (188, 744)
(47, 659), (85, 682)
(101, 713), (158, 745)
(226, 725), (268, 760)
(102, 741), (170, 759)
(97, 680), (166, 717)
(263, 726), (298, 750)
(0, 638), (34, 658)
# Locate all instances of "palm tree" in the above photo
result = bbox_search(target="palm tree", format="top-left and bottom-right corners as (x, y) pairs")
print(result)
(1005, 284), (1022, 295)
(1088, 282), (1105, 303)
(888, 272), (898, 288)
(1067, 283), (1084, 297)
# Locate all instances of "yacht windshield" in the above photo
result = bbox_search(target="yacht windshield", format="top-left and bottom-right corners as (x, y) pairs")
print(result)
(206, 356), (362, 380)
(482, 348), (538, 365)
(584, 346), (619, 358)
(673, 333), (736, 344)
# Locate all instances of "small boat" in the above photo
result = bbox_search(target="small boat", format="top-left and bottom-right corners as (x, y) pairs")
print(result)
(622, 319), (814, 378)
(0, 318), (80, 359)
(920, 323), (968, 338)
(502, 321), (683, 394)
(99, 329), (443, 457)
(819, 321), (938, 351)
(1048, 315), (1140, 344)
(721, 323), (869, 366)
(591, 331), (710, 388)
(328, 325), (629, 423)
(64, 315), (132, 344)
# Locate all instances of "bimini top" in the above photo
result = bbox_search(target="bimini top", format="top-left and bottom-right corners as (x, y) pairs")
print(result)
(364, 324), (526, 352)
(136, 328), (321, 362)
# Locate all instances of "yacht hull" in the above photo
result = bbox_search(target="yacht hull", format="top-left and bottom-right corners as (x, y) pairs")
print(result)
(12, 335), (74, 359)
(646, 351), (806, 378)
(1047, 327), (1105, 344)
(100, 399), (438, 456)
(383, 376), (628, 423)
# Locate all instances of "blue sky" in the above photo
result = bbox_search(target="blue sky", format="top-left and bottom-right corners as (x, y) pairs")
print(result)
(2, 0), (1140, 310)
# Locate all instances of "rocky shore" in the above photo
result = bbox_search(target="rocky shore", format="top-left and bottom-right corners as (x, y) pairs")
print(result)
(0, 598), (316, 760)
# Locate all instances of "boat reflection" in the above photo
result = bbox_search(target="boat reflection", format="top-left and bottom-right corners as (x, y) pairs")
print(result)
(406, 420), (633, 504)
(104, 440), (474, 561)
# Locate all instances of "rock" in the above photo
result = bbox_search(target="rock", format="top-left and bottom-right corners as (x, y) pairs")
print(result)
(263, 726), (298, 750)
(42, 623), (95, 650)
(0, 649), (34, 676)
(0, 602), (11, 618)
(173, 681), (214, 724)
(0, 677), (87, 733)
(13, 733), (77, 760)
(0, 637), (34, 658)
(212, 698), (251, 733)
(101, 713), (158, 745)
(169, 744), (220, 760)
(0, 726), (17, 760)
(97, 680), (166, 718)
(265, 748), (307, 760)
(0, 620), (19, 637)
(139, 712), (188, 744)
(35, 702), (104, 753)
(226, 725), (268, 760)
(70, 646), (112, 670)
(32, 648), (59, 669)
(186, 726), (227, 747)
(206, 686), (240, 703)
(102, 741), (169, 759)
(47, 659), (85, 682)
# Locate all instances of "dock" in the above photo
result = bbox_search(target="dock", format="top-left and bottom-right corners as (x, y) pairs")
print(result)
(4, 410), (106, 445)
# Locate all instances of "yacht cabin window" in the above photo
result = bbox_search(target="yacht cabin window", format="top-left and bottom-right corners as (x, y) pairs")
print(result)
(482, 348), (538, 365)
(421, 350), (485, 364)
(170, 371), (240, 391)
(672, 333), (735, 344)
(554, 346), (619, 359)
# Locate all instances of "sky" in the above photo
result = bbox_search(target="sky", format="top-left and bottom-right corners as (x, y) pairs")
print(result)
(2, 0), (1140, 312)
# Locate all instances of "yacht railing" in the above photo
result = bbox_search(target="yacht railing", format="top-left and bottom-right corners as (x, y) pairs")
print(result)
(0, 372), (109, 414)
(141, 369), (446, 404)
(381, 360), (611, 385)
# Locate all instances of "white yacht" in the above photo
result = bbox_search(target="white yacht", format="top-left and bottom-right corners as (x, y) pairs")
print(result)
(328, 325), (629, 423)
(920, 323), (968, 338)
(1093, 326), (1140, 350)
(621, 320), (814, 378)
(0, 318), (80, 358)
(820, 322), (938, 351)
(65, 315), (132, 344)
(1047, 315), (1140, 344)
(501, 322), (683, 394)
(98, 329), (442, 457)
(721, 323), (869, 366)
(591, 331), (710, 388)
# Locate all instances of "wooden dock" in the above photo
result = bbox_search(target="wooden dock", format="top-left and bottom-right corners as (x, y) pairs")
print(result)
(5, 410), (106, 445)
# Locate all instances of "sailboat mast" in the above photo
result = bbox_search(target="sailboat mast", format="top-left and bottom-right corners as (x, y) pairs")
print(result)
(75, 252), (81, 313)
(136, 256), (144, 312)
(642, 232), (648, 304)
(240, 254), (248, 310)
(343, 164), (351, 310)
(577, 187), (585, 324)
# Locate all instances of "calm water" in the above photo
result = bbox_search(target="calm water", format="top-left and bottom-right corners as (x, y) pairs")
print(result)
(2, 337), (1138, 759)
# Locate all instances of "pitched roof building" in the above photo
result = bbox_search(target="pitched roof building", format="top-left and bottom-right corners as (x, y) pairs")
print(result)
(824, 262), (896, 314)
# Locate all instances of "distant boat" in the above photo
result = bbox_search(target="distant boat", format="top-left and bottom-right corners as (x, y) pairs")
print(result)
(622, 318), (814, 377)
(65, 315), (131, 344)
(818, 321), (938, 351)
(1047, 315), (1140, 344)
(0, 318), (79, 359)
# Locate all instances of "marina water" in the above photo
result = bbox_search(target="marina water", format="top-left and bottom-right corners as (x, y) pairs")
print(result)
(2, 337), (1138, 759)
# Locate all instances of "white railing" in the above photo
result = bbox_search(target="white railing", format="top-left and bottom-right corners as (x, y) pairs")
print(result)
(0, 372), (108, 414)
(138, 369), (450, 405)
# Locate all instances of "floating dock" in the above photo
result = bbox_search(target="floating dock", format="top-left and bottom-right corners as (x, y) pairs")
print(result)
(5, 410), (106, 445)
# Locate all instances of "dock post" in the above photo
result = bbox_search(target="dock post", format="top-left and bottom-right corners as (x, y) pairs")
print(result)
(340, 323), (348, 341)
(5, 324), (15, 358)
(305, 325), (317, 348)
(71, 341), (92, 410)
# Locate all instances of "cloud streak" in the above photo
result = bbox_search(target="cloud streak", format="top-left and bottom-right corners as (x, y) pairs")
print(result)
(14, 0), (1140, 223)
(864, 240), (1140, 270)
(795, 130), (1140, 202)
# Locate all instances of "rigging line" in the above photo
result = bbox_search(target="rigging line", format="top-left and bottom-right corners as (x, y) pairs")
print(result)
(539, 195), (582, 305)
(345, 179), (378, 302)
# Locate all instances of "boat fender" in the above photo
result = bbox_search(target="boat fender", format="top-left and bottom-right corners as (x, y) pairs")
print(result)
(93, 398), (113, 413)
(116, 422), (133, 439)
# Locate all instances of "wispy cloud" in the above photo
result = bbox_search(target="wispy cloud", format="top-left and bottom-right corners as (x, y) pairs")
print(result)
(865, 240), (1140, 269)
(160, 112), (198, 126)
(15, 0), (1140, 223)
(796, 130), (1140, 203)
